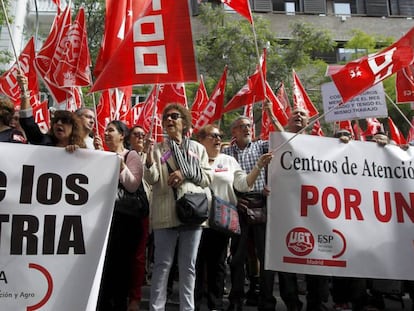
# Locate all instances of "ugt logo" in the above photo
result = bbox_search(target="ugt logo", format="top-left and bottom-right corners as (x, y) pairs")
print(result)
(286, 227), (314, 256)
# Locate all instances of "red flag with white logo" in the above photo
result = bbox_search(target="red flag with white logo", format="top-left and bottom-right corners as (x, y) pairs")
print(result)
(265, 81), (289, 126)
(331, 27), (414, 104)
(193, 66), (227, 134)
(363, 118), (381, 137)
(388, 117), (407, 145)
(35, 6), (73, 104)
(91, 0), (197, 91)
(0, 37), (40, 108)
(292, 70), (318, 118)
(33, 100), (50, 133)
(51, 7), (92, 88)
(311, 120), (324, 137)
(191, 75), (209, 128)
(396, 65), (414, 103)
(221, 0), (253, 24)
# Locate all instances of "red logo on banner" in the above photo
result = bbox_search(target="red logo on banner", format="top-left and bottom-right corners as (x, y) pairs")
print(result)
(286, 227), (314, 256)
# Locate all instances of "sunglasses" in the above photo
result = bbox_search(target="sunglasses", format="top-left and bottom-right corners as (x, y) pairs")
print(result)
(132, 132), (146, 138)
(162, 112), (181, 121)
(208, 133), (223, 140)
(52, 116), (73, 125)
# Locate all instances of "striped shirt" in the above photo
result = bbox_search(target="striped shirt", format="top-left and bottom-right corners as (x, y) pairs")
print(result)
(222, 140), (269, 192)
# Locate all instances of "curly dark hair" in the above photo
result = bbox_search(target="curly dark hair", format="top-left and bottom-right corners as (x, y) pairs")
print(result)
(49, 110), (86, 148)
(0, 96), (15, 126)
(162, 104), (192, 135)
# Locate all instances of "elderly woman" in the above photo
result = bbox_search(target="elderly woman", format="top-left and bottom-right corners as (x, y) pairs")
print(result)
(144, 104), (212, 311)
(94, 120), (144, 311)
(195, 124), (273, 311)
(0, 96), (26, 143)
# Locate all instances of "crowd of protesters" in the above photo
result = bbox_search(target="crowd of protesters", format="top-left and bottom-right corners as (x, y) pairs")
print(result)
(1, 73), (414, 311)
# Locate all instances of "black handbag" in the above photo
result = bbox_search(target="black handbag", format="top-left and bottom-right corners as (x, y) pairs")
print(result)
(235, 191), (267, 225)
(114, 151), (149, 218)
(176, 192), (209, 225)
(115, 183), (149, 218)
(209, 193), (241, 235)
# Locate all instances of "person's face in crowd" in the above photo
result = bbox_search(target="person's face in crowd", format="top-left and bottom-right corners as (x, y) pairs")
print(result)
(80, 109), (95, 133)
(9, 111), (20, 128)
(287, 108), (309, 133)
(232, 118), (252, 148)
(130, 127), (146, 152)
(200, 128), (223, 157)
(104, 123), (124, 151)
(51, 111), (74, 144)
(162, 109), (184, 139)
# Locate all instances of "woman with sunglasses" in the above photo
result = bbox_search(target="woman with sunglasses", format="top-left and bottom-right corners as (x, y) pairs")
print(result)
(17, 73), (85, 149)
(94, 120), (144, 311)
(127, 125), (152, 311)
(0, 96), (26, 143)
(143, 104), (212, 311)
(195, 124), (273, 311)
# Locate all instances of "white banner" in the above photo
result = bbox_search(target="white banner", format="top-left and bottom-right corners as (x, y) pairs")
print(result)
(0, 144), (119, 310)
(322, 82), (388, 122)
(266, 132), (414, 280)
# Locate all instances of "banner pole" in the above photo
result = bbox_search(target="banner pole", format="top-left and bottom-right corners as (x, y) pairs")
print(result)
(385, 92), (414, 130)
(0, 0), (21, 71)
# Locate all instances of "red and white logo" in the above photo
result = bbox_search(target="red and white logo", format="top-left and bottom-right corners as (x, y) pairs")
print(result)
(286, 227), (314, 256)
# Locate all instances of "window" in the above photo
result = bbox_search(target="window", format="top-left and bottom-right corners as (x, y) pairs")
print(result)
(334, 3), (351, 16)
(285, 2), (295, 15)
(338, 48), (367, 62)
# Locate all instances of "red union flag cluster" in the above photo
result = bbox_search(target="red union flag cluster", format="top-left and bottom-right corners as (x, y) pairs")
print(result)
(91, 0), (197, 91)
(331, 27), (414, 104)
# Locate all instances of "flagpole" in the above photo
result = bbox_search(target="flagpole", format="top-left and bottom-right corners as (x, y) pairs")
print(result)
(149, 84), (160, 139)
(0, 0), (22, 71)
(270, 100), (344, 154)
(385, 92), (414, 131)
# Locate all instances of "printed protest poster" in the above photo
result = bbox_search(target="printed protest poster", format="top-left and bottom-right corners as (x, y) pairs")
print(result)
(322, 82), (388, 122)
(266, 132), (414, 280)
(0, 144), (119, 310)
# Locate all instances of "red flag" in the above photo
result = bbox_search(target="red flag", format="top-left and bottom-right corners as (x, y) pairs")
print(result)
(265, 81), (289, 126)
(388, 117), (407, 145)
(35, 7), (73, 104)
(135, 88), (163, 142)
(65, 87), (83, 112)
(94, 0), (148, 77)
(353, 122), (366, 141)
(130, 102), (145, 126)
(33, 100), (50, 133)
(221, 0), (253, 24)
(112, 87), (133, 127)
(51, 7), (92, 87)
(0, 37), (40, 108)
(311, 120), (324, 136)
(193, 66), (228, 133)
(396, 65), (414, 103)
(243, 101), (255, 139)
(191, 75), (209, 127)
(156, 83), (187, 112)
(363, 118), (381, 137)
(276, 82), (291, 118)
(292, 70), (318, 117)
(224, 83), (254, 113)
(91, 0), (197, 91)
(331, 27), (414, 103)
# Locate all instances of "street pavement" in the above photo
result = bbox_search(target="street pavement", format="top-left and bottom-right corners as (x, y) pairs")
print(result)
(138, 274), (413, 311)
